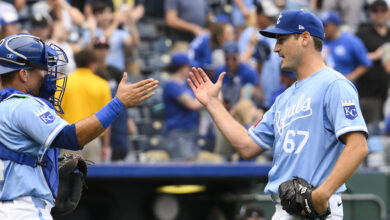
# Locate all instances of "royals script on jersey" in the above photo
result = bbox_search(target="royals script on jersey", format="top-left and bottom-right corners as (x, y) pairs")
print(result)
(248, 67), (367, 195)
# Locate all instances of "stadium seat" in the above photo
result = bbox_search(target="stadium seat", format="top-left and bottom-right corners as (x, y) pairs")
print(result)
(141, 149), (170, 163)
(197, 150), (224, 163)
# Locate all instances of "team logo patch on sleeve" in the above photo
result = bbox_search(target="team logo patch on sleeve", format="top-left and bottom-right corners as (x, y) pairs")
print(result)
(34, 108), (55, 124)
(342, 100), (358, 120)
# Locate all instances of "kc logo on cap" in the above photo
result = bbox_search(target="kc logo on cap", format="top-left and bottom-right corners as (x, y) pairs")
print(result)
(259, 9), (325, 40)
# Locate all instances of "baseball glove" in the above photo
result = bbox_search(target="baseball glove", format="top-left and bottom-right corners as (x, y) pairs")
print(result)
(278, 176), (331, 220)
(51, 154), (89, 216)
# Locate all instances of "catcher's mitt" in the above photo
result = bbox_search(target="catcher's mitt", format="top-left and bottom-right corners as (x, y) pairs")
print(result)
(278, 176), (331, 220)
(51, 154), (89, 216)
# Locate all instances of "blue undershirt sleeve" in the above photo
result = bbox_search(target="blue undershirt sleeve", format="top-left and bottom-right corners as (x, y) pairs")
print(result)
(51, 124), (82, 150)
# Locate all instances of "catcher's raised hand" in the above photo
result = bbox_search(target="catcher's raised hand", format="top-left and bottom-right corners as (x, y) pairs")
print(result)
(187, 67), (225, 107)
(116, 72), (159, 108)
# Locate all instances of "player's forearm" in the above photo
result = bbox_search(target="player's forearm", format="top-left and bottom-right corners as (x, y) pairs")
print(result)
(316, 132), (368, 199)
(75, 115), (106, 146)
(75, 97), (125, 146)
(206, 98), (256, 158)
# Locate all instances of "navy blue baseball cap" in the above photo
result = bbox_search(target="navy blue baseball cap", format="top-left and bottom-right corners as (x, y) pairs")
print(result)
(321, 11), (342, 26)
(171, 52), (192, 66)
(260, 9), (325, 40)
(223, 41), (239, 54)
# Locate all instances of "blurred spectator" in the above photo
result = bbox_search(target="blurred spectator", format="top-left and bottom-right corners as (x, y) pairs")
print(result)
(214, 41), (259, 110)
(32, 0), (85, 43)
(83, 2), (140, 72)
(115, 0), (145, 22)
(84, 0), (144, 22)
(188, 22), (235, 72)
(356, 0), (390, 124)
(275, 0), (315, 10)
(162, 53), (202, 161)
(232, 0), (256, 38)
(239, 0), (282, 110)
(30, 14), (52, 41)
(84, 2), (140, 71)
(49, 21), (78, 74)
(239, 0), (279, 64)
(210, 22), (235, 68)
(60, 49), (112, 163)
(270, 71), (297, 104)
(237, 203), (265, 220)
(165, 0), (213, 53)
(213, 41), (259, 160)
(321, 0), (365, 33)
(30, 15), (77, 74)
(322, 11), (372, 82)
(93, 36), (137, 161)
(0, 2), (21, 39)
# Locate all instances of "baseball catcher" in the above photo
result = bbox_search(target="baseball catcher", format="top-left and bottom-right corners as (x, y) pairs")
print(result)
(51, 154), (89, 216)
(278, 177), (331, 220)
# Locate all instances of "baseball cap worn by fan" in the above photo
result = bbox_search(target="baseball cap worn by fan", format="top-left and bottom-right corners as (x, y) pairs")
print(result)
(259, 9), (324, 40)
(321, 11), (342, 26)
(0, 11), (18, 26)
(171, 52), (192, 67)
(223, 41), (239, 55)
(370, 0), (388, 12)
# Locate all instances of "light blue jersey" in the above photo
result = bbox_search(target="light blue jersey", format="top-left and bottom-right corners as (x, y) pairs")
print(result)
(248, 67), (367, 195)
(0, 95), (68, 205)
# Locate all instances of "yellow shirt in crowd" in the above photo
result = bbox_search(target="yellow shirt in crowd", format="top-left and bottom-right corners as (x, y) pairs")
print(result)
(60, 68), (112, 124)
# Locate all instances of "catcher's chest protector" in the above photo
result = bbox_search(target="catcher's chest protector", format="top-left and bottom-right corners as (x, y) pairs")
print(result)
(0, 141), (59, 197)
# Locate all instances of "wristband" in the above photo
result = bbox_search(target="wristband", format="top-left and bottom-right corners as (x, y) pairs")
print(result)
(95, 97), (125, 128)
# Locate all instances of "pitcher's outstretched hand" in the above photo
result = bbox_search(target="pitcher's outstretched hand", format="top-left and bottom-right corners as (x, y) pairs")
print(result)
(187, 67), (225, 107)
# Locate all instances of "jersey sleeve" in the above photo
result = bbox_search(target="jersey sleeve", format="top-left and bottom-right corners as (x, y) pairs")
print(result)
(14, 98), (69, 148)
(247, 104), (276, 150)
(324, 79), (368, 140)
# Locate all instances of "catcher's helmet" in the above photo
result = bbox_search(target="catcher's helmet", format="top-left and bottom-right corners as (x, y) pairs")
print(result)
(0, 34), (68, 113)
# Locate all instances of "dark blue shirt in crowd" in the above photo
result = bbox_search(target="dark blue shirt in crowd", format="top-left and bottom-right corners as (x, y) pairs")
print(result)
(214, 63), (258, 85)
(323, 32), (372, 76)
(189, 34), (212, 69)
(214, 63), (258, 108)
(163, 81), (199, 135)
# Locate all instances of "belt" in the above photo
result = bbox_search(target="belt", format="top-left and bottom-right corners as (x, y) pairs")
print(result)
(0, 200), (13, 204)
(0, 197), (46, 209)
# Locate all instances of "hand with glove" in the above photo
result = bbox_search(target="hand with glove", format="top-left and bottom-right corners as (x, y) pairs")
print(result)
(51, 154), (90, 216)
(278, 176), (331, 220)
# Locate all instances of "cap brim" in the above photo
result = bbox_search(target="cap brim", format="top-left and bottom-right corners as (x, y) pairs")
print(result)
(0, 65), (23, 75)
(259, 27), (294, 38)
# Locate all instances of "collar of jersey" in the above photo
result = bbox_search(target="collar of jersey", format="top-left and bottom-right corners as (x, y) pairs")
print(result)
(0, 88), (54, 110)
(0, 87), (29, 102)
(294, 67), (326, 89)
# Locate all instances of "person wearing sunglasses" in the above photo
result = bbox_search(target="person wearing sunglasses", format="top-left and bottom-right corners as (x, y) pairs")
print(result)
(356, 0), (390, 125)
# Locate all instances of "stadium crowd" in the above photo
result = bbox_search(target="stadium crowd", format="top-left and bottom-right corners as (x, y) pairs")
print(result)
(1, 0), (390, 167)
